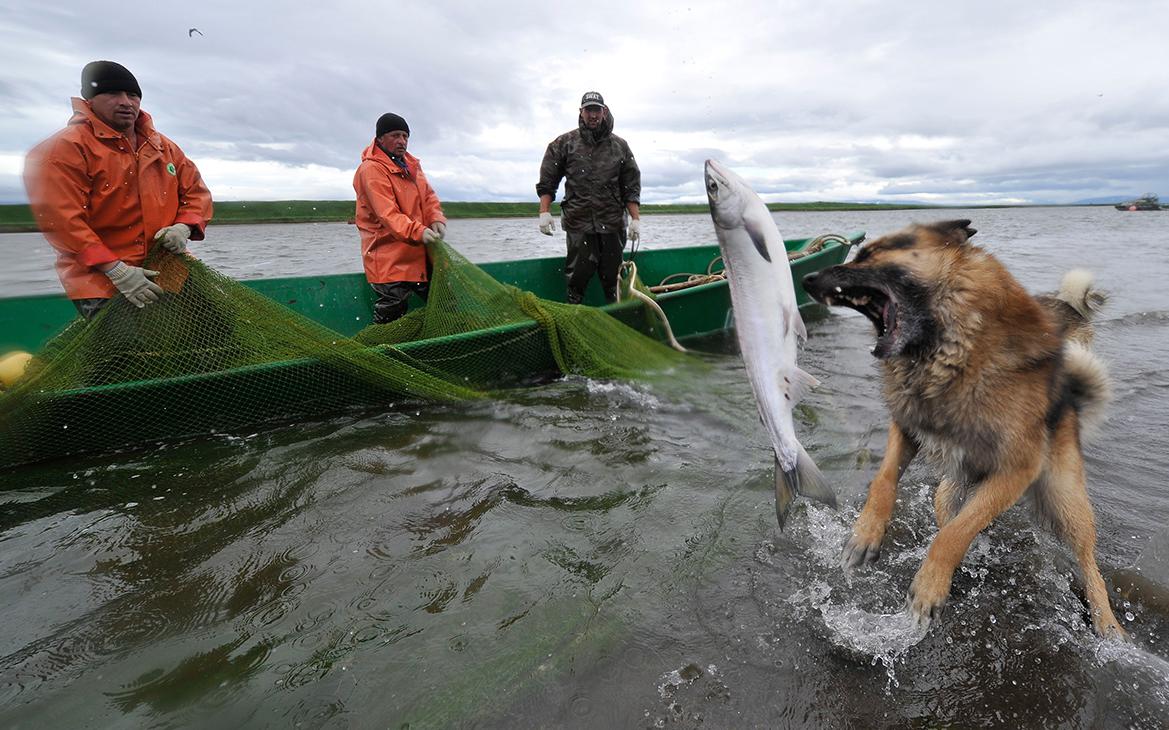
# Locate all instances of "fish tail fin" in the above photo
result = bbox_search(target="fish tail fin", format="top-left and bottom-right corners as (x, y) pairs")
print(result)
(774, 447), (837, 529)
(775, 457), (797, 530)
(796, 445), (838, 508)
(786, 366), (820, 405)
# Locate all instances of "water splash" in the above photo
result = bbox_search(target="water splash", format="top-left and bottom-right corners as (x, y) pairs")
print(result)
(583, 378), (664, 410)
(819, 604), (927, 684)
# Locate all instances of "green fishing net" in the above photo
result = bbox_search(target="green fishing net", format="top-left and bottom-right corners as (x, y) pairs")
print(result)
(0, 240), (690, 468)
(356, 240), (686, 383)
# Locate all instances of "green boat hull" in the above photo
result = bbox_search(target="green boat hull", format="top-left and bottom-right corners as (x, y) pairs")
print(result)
(0, 233), (862, 467)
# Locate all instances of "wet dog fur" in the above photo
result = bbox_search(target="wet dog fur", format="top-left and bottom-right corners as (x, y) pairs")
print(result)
(802, 220), (1124, 638)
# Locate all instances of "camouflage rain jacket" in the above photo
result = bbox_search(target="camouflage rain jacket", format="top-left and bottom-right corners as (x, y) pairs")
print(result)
(535, 111), (640, 234)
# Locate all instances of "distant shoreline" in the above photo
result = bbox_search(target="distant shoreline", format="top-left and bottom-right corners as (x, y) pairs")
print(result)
(0, 200), (1109, 233)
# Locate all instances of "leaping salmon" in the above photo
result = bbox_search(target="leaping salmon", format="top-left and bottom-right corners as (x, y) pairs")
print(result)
(704, 159), (836, 527)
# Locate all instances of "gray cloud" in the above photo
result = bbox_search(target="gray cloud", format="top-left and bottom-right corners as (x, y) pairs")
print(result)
(2, 0), (1166, 205)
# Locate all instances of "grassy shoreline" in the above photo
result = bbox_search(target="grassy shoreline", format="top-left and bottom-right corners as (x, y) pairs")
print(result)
(0, 199), (1096, 233)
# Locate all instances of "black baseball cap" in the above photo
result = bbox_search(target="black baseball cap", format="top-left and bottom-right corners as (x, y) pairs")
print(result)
(580, 91), (605, 108)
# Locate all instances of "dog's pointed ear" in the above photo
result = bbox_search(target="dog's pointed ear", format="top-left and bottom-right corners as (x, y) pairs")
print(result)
(931, 219), (977, 244)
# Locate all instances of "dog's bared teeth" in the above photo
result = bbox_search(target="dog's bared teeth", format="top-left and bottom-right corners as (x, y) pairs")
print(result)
(834, 286), (842, 293)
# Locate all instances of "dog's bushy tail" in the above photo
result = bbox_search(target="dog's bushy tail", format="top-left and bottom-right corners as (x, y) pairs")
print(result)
(1045, 269), (1107, 347)
(1058, 269), (1108, 320)
(1064, 340), (1112, 441)
(1055, 270), (1111, 440)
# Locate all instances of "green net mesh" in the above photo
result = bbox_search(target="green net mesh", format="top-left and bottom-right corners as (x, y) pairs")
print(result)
(0, 240), (692, 469)
(356, 241), (688, 383)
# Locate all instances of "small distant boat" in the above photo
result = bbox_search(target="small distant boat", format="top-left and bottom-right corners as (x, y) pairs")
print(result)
(1115, 193), (1165, 211)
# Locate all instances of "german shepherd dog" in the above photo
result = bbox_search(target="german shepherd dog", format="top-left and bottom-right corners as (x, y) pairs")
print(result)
(802, 220), (1125, 638)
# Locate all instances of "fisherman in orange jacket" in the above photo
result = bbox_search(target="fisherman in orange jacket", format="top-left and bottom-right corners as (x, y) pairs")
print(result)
(23, 61), (213, 318)
(352, 113), (447, 324)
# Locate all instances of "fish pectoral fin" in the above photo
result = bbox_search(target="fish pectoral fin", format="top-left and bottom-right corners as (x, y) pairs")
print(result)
(783, 366), (820, 405)
(794, 309), (808, 342)
(744, 217), (773, 262)
(780, 306), (809, 343)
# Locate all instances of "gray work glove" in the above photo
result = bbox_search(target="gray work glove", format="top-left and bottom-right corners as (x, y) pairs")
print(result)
(153, 223), (191, 253)
(429, 221), (447, 238)
(105, 261), (163, 308)
(421, 227), (440, 245)
(538, 211), (555, 235)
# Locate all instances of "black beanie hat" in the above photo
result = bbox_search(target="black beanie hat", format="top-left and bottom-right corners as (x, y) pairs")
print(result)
(376, 113), (410, 137)
(81, 61), (142, 100)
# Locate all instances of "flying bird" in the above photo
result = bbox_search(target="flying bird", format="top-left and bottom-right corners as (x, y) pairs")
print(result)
(188, 28), (203, 37)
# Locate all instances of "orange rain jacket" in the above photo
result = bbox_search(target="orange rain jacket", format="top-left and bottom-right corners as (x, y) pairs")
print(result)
(352, 142), (446, 284)
(23, 98), (213, 299)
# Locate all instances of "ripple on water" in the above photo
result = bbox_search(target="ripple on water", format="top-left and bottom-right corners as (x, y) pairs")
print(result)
(351, 624), (383, 645)
(365, 543), (397, 562)
(278, 561), (310, 584)
(561, 512), (600, 533)
(99, 604), (175, 647)
(0, 675), (42, 708)
(251, 600), (291, 629)
(104, 638), (271, 713)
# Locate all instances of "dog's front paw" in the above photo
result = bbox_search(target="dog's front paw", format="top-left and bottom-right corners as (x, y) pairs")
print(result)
(906, 563), (953, 630)
(841, 515), (887, 570)
(1093, 613), (1129, 641)
(841, 534), (882, 570)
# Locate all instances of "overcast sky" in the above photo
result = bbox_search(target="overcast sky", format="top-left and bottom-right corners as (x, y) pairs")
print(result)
(2, 0), (1166, 206)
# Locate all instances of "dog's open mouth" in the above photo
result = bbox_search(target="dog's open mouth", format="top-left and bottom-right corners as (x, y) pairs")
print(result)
(823, 285), (900, 358)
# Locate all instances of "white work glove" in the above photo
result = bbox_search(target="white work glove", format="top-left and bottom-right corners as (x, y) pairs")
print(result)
(628, 218), (641, 243)
(538, 211), (555, 236)
(429, 221), (446, 238)
(105, 261), (163, 308)
(421, 227), (440, 245)
(153, 223), (191, 254)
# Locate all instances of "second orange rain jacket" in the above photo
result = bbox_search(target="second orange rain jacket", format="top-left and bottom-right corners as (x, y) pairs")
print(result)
(352, 142), (446, 284)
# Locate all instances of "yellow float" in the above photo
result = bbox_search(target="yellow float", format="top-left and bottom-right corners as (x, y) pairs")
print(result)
(0, 351), (33, 389)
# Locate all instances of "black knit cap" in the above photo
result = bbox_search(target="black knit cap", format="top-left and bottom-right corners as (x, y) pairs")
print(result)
(81, 61), (142, 100)
(376, 113), (410, 137)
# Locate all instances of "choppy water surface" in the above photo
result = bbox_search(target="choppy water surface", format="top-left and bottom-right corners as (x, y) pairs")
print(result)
(2, 208), (1168, 728)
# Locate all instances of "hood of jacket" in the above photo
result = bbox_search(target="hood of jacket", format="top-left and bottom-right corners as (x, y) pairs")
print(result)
(360, 140), (418, 174)
(577, 109), (615, 144)
(67, 97), (162, 149)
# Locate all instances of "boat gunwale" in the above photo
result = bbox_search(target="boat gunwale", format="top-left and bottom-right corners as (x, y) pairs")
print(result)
(2, 232), (862, 395)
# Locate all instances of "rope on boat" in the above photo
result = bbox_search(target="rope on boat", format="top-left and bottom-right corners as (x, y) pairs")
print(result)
(646, 232), (855, 295)
(788, 233), (853, 260)
(617, 260), (687, 353)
